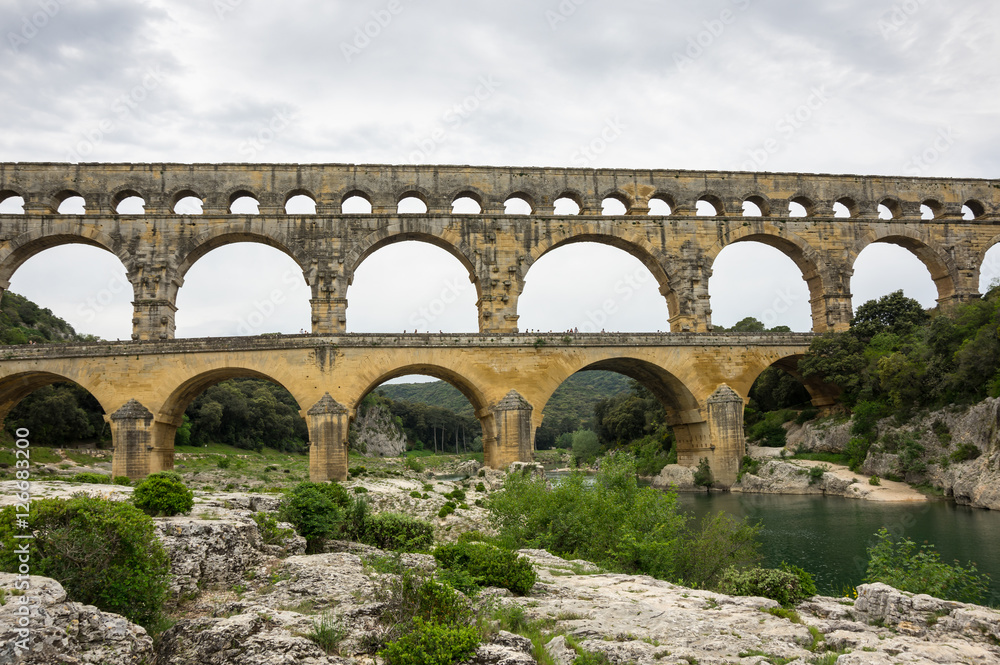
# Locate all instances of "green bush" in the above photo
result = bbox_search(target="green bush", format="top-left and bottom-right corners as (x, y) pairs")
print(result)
(437, 503), (455, 519)
(379, 618), (479, 665)
(864, 527), (989, 603)
(131, 471), (194, 516)
(217, 457), (231, 469)
(475, 482), (485, 492)
(0, 496), (170, 626)
(361, 512), (434, 552)
(718, 566), (814, 606)
(486, 455), (759, 589)
(434, 541), (537, 595)
(280, 482), (346, 551)
(693, 457), (714, 487)
(868, 475), (881, 486)
(795, 408), (819, 425)
(410, 490), (423, 498)
(950, 442), (982, 463)
(70, 472), (110, 484)
(808, 465), (828, 485)
(406, 456), (425, 473)
(112, 476), (131, 486)
(571, 429), (601, 465)
(846, 437), (871, 472)
(748, 419), (787, 447)
(252, 511), (294, 547)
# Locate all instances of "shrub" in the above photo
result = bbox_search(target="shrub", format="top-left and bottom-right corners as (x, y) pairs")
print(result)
(808, 464), (828, 485)
(354, 486), (369, 494)
(736, 455), (760, 482)
(280, 482), (346, 551)
(252, 511), (294, 547)
(487, 455), (759, 588)
(795, 408), (819, 425)
(846, 437), (871, 472)
(864, 527), (989, 603)
(131, 471), (194, 516)
(571, 429), (602, 465)
(475, 482), (485, 492)
(0, 496), (170, 626)
(693, 457), (714, 487)
(112, 476), (131, 486)
(719, 566), (815, 606)
(406, 456), (425, 473)
(950, 442), (981, 463)
(217, 457), (231, 469)
(437, 503), (455, 519)
(349, 465), (368, 477)
(366, 569), (475, 651)
(362, 512), (434, 552)
(410, 490), (423, 498)
(379, 618), (479, 665)
(868, 475), (881, 486)
(306, 612), (347, 655)
(70, 472), (110, 484)
(434, 541), (537, 595)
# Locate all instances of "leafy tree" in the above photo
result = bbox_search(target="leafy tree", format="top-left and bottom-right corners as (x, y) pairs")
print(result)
(850, 290), (929, 341)
(131, 471), (194, 516)
(3, 383), (107, 446)
(864, 528), (989, 603)
(570, 429), (601, 465)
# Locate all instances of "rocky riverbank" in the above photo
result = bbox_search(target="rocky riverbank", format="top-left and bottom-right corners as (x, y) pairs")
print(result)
(4, 466), (1000, 664)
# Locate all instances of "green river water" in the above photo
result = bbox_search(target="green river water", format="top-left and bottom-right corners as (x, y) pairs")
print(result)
(675, 492), (1000, 605)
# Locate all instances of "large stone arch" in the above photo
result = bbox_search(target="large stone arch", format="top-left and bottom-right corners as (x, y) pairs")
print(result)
(732, 353), (840, 411)
(173, 226), (313, 290)
(0, 370), (114, 424)
(850, 228), (958, 306)
(352, 363), (490, 418)
(0, 227), (129, 288)
(524, 229), (679, 323)
(706, 224), (828, 332)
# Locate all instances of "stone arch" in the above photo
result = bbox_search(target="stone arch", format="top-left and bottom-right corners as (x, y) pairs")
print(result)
(742, 193), (772, 216)
(524, 229), (679, 322)
(695, 191), (726, 216)
(173, 226), (312, 286)
(833, 195), (859, 218)
(284, 188), (317, 209)
(535, 357), (701, 426)
(788, 194), (817, 217)
(226, 187), (261, 213)
(504, 190), (537, 214)
(553, 189), (586, 214)
(352, 364), (491, 418)
(169, 187), (205, 213)
(599, 188), (634, 213)
(341, 188), (375, 208)
(345, 222), (480, 293)
(0, 370), (114, 424)
(0, 227), (129, 287)
(706, 224), (826, 330)
(850, 229), (958, 305)
(394, 186), (433, 208)
(735, 353), (840, 410)
(157, 366), (308, 427)
(50, 189), (85, 214)
(0, 187), (29, 209)
(448, 187), (488, 211)
(110, 187), (147, 214)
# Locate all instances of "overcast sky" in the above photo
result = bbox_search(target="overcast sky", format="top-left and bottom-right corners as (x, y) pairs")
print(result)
(1, 0), (998, 350)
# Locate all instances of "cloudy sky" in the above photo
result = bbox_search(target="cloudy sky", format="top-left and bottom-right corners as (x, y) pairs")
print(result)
(1, 0), (998, 347)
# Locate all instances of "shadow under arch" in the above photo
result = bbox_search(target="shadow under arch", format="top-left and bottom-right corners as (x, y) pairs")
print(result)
(850, 231), (958, 305)
(706, 227), (826, 331)
(739, 354), (840, 410)
(174, 227), (312, 286)
(352, 364), (490, 418)
(525, 233), (678, 324)
(0, 229), (129, 287)
(0, 370), (112, 423)
(543, 358), (701, 425)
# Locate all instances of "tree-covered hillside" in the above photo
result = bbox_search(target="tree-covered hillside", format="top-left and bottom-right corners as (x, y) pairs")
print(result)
(0, 291), (96, 344)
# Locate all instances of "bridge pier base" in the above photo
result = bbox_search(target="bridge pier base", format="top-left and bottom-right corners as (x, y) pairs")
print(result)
(109, 399), (156, 480)
(307, 393), (350, 482)
(485, 391), (534, 469)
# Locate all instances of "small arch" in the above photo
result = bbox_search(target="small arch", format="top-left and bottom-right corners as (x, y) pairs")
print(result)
(342, 190), (373, 214)
(743, 195), (769, 217)
(554, 192), (583, 215)
(647, 195), (673, 216)
(229, 190), (260, 214)
(696, 194), (723, 216)
(504, 193), (534, 215)
(451, 193), (482, 214)
(964, 200), (986, 220)
(113, 190), (145, 215)
(0, 191), (25, 214)
(878, 198), (902, 220)
(172, 189), (204, 215)
(920, 199), (944, 220)
(789, 195), (815, 217)
(601, 195), (628, 216)
(397, 193), (429, 214)
(55, 190), (85, 214)
(833, 197), (857, 218)
(285, 190), (316, 214)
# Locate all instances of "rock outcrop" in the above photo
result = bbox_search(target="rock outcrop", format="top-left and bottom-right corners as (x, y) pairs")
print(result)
(0, 574), (154, 665)
(733, 459), (927, 502)
(352, 405), (407, 457)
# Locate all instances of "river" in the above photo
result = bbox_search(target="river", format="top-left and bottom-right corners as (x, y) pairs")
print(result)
(676, 491), (1000, 605)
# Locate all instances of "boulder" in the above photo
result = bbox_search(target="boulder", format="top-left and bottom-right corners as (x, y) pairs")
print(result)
(155, 517), (269, 597)
(455, 459), (482, 477)
(0, 574), (154, 665)
(649, 464), (697, 491)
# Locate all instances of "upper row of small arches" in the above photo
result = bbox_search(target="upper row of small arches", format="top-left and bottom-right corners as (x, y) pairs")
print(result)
(0, 188), (989, 221)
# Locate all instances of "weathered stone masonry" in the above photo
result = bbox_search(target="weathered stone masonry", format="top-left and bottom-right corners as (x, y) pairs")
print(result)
(0, 163), (996, 484)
